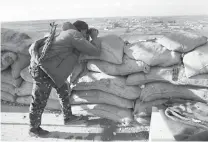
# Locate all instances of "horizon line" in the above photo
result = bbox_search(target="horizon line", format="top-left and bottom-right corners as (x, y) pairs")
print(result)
(2, 14), (208, 23)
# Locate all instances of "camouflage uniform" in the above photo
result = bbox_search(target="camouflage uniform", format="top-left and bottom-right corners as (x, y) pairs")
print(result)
(28, 22), (101, 129)
(29, 64), (72, 128)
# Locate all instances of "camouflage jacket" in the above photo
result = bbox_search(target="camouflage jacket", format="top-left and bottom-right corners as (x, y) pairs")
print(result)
(30, 28), (101, 88)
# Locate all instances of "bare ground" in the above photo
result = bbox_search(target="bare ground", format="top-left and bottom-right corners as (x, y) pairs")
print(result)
(1, 102), (149, 141)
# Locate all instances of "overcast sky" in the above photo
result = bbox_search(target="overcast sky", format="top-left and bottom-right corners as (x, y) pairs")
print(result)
(0, 0), (208, 22)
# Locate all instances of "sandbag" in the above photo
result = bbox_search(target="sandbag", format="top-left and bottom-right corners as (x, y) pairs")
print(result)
(46, 98), (62, 110)
(71, 104), (133, 125)
(165, 100), (208, 129)
(11, 53), (30, 79)
(15, 81), (33, 96)
(70, 90), (134, 108)
(1, 82), (16, 96)
(134, 99), (168, 117)
(1, 69), (23, 87)
(87, 55), (150, 76)
(67, 62), (86, 84)
(16, 95), (61, 110)
(15, 81), (59, 100)
(124, 41), (181, 67)
(126, 65), (208, 88)
(156, 31), (207, 53)
(20, 66), (33, 83)
(160, 109), (204, 141)
(183, 43), (208, 78)
(79, 34), (124, 64)
(1, 51), (17, 71)
(49, 88), (59, 100)
(1, 63), (10, 71)
(140, 82), (208, 103)
(15, 95), (32, 105)
(1, 91), (15, 102)
(73, 72), (141, 100)
(1, 28), (33, 55)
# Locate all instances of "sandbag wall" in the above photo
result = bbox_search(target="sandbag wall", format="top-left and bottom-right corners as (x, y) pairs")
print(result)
(1, 28), (62, 110)
(1, 28), (208, 125)
(72, 31), (208, 124)
(1, 28), (31, 104)
(70, 34), (152, 125)
(131, 31), (208, 118)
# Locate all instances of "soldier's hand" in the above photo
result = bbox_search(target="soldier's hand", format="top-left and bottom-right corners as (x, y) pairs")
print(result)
(91, 37), (102, 49)
(88, 28), (99, 39)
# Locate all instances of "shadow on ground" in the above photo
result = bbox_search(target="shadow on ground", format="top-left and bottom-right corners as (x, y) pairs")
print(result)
(1, 103), (149, 141)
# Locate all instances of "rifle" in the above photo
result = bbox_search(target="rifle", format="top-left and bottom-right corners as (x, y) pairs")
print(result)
(38, 22), (58, 63)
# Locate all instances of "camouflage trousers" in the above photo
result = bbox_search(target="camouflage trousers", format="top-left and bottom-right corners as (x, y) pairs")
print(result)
(29, 64), (72, 128)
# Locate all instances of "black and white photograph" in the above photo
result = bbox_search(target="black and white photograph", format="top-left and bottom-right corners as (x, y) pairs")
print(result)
(1, 0), (208, 141)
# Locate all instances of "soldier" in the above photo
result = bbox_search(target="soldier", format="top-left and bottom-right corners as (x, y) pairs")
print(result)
(28, 20), (101, 137)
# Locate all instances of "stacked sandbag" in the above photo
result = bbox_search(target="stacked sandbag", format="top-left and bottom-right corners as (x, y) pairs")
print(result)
(1, 51), (17, 71)
(87, 55), (150, 75)
(11, 53), (30, 79)
(156, 31), (207, 53)
(133, 82), (208, 118)
(1, 69), (23, 88)
(124, 41), (181, 67)
(130, 31), (208, 126)
(183, 43), (208, 78)
(140, 82), (208, 103)
(71, 72), (138, 124)
(70, 34), (147, 124)
(126, 65), (208, 88)
(1, 28), (61, 110)
(73, 72), (141, 100)
(20, 66), (33, 83)
(1, 92), (16, 102)
(79, 34), (124, 64)
(70, 90), (134, 108)
(1, 68), (23, 102)
(1, 83), (17, 102)
(1, 29), (32, 104)
(1, 28), (33, 55)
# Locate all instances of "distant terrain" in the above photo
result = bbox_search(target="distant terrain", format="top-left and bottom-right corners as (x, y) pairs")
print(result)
(2, 15), (208, 40)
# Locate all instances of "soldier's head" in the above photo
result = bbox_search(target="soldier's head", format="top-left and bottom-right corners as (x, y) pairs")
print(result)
(73, 20), (89, 39)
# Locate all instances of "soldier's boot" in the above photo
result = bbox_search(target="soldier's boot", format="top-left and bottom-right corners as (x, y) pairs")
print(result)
(29, 127), (49, 137)
(57, 83), (87, 125)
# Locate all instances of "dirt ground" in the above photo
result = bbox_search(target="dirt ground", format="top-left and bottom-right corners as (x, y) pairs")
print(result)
(1, 102), (149, 141)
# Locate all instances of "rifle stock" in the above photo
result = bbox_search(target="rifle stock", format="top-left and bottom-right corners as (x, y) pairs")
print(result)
(39, 22), (58, 63)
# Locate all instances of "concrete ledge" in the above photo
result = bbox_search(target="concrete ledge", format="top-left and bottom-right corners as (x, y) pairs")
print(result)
(149, 107), (176, 142)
